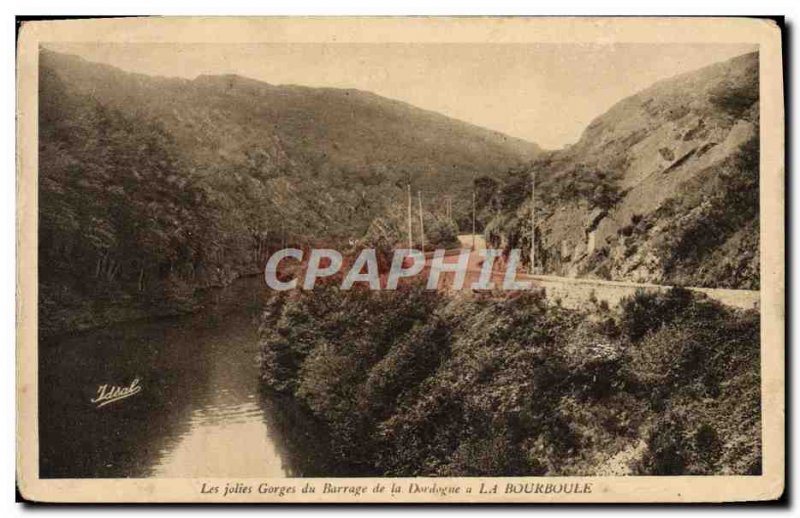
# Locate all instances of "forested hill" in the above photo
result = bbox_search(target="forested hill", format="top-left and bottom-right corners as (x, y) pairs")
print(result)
(38, 49), (539, 335)
(481, 51), (759, 289)
(40, 49), (539, 231)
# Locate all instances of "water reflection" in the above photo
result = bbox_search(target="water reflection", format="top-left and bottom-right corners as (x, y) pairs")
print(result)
(39, 277), (293, 478)
(150, 313), (288, 477)
(257, 392), (360, 477)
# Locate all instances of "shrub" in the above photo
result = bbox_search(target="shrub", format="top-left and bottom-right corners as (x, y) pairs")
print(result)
(637, 417), (690, 475)
(708, 78), (758, 118)
(619, 288), (694, 341)
(636, 413), (726, 475)
(624, 289), (761, 475)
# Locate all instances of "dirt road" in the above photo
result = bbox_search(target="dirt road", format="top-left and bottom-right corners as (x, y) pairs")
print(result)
(436, 235), (759, 311)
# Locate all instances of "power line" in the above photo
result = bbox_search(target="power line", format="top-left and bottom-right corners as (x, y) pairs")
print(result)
(407, 183), (413, 249)
(418, 191), (425, 253)
(530, 169), (536, 274)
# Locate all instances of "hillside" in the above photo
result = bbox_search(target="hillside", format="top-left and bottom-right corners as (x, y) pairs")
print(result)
(260, 283), (760, 476)
(482, 52), (759, 289)
(40, 50), (540, 234)
(38, 49), (539, 335)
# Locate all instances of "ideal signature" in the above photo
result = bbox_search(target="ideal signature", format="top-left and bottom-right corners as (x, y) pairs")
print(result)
(90, 377), (142, 408)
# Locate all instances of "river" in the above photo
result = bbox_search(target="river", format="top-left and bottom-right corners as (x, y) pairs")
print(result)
(38, 276), (327, 479)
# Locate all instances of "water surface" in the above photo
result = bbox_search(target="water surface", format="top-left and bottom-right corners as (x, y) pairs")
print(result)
(39, 277), (308, 478)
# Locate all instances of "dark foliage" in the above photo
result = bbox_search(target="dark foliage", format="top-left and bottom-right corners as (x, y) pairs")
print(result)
(260, 287), (760, 476)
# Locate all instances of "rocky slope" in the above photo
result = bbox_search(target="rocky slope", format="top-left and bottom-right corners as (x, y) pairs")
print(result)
(484, 52), (759, 289)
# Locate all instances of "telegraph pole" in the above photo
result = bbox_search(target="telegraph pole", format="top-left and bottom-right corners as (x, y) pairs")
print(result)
(418, 191), (425, 253)
(472, 189), (476, 250)
(530, 169), (536, 274)
(407, 184), (413, 248)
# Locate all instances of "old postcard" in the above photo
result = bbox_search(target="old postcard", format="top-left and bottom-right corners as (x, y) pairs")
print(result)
(16, 16), (784, 503)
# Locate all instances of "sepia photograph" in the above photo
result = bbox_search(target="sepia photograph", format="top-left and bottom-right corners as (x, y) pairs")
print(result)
(15, 16), (785, 503)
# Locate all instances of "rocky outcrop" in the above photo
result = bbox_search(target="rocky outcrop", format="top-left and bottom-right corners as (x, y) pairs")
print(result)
(487, 52), (759, 290)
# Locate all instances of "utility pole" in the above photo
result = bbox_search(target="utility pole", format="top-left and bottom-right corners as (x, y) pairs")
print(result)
(407, 184), (413, 249)
(530, 169), (536, 274)
(472, 189), (476, 250)
(418, 191), (425, 253)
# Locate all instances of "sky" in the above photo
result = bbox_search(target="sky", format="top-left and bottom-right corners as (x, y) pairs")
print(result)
(46, 42), (756, 149)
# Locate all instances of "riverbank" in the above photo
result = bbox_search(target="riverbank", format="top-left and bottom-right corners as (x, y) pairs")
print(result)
(259, 284), (761, 476)
(39, 268), (265, 339)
